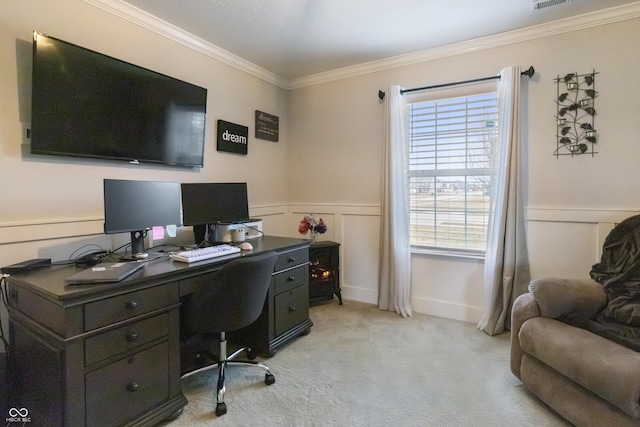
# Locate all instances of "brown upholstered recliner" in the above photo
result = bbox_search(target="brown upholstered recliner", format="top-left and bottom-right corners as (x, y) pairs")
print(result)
(511, 278), (640, 426)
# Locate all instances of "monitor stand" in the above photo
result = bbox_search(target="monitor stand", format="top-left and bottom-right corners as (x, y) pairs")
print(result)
(130, 230), (146, 255)
(193, 224), (207, 246)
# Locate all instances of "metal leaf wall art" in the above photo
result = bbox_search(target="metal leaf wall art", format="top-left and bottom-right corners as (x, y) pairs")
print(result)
(554, 71), (598, 157)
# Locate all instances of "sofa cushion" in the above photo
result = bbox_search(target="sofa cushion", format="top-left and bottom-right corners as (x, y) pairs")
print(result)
(528, 278), (606, 319)
(521, 354), (640, 427)
(520, 317), (640, 419)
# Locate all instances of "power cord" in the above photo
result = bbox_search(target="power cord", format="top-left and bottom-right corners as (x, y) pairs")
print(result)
(112, 242), (131, 254)
(242, 223), (265, 239)
(68, 243), (106, 261)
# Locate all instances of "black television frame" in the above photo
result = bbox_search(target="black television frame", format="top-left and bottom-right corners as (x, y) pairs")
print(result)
(30, 31), (207, 168)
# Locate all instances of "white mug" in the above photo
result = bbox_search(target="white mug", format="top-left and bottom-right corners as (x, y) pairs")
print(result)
(231, 228), (245, 243)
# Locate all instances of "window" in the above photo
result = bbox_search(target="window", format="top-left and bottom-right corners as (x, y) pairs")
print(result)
(407, 83), (498, 254)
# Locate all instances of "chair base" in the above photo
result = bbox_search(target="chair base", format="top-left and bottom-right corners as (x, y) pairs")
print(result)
(181, 345), (275, 417)
(216, 401), (227, 416)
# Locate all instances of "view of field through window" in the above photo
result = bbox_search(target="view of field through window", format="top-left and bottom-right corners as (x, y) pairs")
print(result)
(408, 92), (498, 251)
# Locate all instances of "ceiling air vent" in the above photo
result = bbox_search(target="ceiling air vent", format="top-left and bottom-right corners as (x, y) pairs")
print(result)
(532, 0), (574, 10)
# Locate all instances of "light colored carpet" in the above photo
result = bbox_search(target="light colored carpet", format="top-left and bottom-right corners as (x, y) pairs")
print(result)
(163, 300), (570, 427)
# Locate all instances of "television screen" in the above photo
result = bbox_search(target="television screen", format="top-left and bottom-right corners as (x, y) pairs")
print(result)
(104, 179), (182, 254)
(181, 182), (250, 226)
(31, 32), (207, 168)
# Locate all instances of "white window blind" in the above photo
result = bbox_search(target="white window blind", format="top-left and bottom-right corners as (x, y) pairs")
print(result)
(408, 90), (498, 253)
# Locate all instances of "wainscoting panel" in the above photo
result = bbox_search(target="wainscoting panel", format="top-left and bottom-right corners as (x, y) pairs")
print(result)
(340, 213), (380, 305)
(0, 217), (104, 245)
(2, 207), (636, 326)
(249, 204), (288, 237)
(288, 204), (381, 305)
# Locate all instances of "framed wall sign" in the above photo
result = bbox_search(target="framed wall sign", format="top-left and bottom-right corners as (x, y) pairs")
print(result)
(255, 110), (279, 142)
(217, 120), (248, 155)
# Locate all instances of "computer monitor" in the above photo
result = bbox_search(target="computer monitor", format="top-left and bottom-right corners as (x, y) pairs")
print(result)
(104, 179), (182, 254)
(181, 182), (249, 244)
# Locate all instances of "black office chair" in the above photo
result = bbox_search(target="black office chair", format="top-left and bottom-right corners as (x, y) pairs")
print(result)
(180, 251), (278, 416)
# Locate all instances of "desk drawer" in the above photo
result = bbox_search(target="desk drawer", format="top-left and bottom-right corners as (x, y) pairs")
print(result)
(84, 285), (176, 331)
(85, 313), (169, 366)
(274, 284), (309, 337)
(85, 342), (169, 427)
(275, 248), (308, 272)
(274, 265), (307, 295)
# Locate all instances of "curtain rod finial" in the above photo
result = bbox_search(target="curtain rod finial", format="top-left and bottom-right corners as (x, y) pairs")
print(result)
(522, 66), (535, 78)
(378, 90), (385, 101)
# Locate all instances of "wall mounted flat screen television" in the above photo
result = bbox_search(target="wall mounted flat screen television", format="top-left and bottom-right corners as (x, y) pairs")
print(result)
(31, 32), (207, 168)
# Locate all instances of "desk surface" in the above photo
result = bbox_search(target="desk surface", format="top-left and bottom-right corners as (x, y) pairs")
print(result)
(8, 235), (309, 305)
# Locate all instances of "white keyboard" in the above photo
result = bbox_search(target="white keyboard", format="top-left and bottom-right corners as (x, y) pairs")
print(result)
(170, 244), (241, 263)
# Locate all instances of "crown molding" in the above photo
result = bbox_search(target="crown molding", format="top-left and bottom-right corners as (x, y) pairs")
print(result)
(84, 0), (640, 91)
(286, 2), (640, 90)
(83, 0), (289, 88)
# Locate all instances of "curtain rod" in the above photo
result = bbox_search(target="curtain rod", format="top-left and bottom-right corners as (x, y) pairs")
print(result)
(378, 66), (535, 101)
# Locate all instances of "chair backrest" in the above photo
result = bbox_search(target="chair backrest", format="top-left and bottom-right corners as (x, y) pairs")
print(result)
(181, 251), (278, 337)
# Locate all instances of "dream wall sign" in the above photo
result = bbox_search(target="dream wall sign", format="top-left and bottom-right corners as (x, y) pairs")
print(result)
(255, 110), (279, 142)
(217, 120), (248, 155)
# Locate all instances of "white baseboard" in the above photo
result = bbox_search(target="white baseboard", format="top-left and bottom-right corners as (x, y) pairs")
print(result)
(341, 286), (377, 305)
(411, 296), (483, 324)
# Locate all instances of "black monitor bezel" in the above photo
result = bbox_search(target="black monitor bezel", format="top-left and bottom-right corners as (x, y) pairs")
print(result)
(31, 32), (207, 168)
(103, 178), (182, 253)
(180, 182), (250, 226)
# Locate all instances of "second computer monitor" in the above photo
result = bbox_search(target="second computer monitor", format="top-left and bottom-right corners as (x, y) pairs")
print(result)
(181, 182), (250, 245)
(181, 182), (249, 225)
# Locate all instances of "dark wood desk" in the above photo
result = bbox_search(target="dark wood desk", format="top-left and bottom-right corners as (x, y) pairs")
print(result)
(6, 236), (311, 427)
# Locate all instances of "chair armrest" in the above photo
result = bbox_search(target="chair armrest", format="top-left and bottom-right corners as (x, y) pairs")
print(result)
(510, 277), (607, 379)
(528, 277), (607, 319)
(510, 293), (539, 379)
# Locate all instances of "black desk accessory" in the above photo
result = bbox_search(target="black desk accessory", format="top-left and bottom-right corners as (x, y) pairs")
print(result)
(1, 258), (51, 274)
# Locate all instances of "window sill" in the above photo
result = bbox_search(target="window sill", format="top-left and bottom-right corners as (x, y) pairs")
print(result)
(411, 245), (485, 260)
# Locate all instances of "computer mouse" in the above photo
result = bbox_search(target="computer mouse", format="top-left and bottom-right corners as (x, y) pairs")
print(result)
(239, 242), (253, 251)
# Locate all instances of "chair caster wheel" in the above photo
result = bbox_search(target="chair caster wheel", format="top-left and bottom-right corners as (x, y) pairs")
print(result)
(265, 373), (275, 385)
(215, 402), (227, 416)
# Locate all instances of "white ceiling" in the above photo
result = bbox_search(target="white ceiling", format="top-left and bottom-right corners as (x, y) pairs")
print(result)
(119, 0), (639, 81)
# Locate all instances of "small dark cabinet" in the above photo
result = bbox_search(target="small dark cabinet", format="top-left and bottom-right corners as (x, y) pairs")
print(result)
(309, 241), (342, 305)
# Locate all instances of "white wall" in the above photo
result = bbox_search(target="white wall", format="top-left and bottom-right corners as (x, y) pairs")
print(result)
(287, 13), (640, 322)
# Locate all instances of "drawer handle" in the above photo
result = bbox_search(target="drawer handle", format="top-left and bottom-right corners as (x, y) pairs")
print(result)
(288, 257), (296, 263)
(126, 301), (139, 310)
(126, 382), (139, 392)
(126, 333), (139, 342)
(288, 275), (296, 281)
(289, 305), (296, 312)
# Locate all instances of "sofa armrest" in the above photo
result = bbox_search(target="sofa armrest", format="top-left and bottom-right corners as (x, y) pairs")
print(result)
(511, 277), (608, 379)
(510, 293), (539, 379)
(528, 277), (607, 319)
